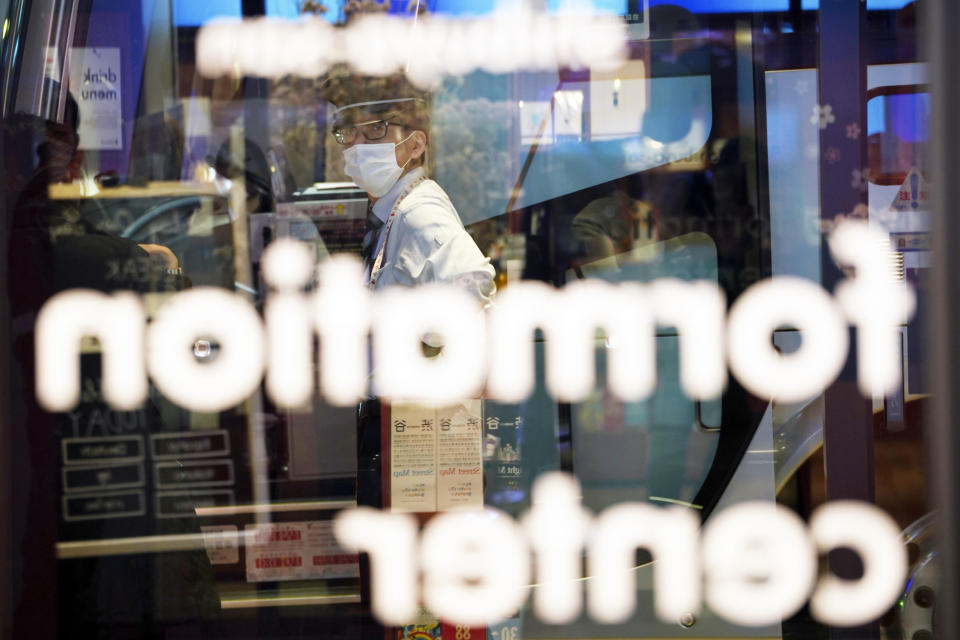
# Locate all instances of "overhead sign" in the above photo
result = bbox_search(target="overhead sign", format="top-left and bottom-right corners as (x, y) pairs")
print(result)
(157, 490), (234, 519)
(62, 435), (143, 465)
(62, 462), (144, 493)
(154, 460), (234, 488)
(63, 490), (145, 521)
(150, 430), (230, 459)
(68, 47), (122, 150)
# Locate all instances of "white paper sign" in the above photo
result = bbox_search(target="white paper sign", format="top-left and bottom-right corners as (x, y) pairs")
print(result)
(69, 47), (122, 150)
(553, 90), (584, 137)
(43, 47), (60, 80)
(244, 521), (359, 582)
(200, 524), (239, 565)
(390, 403), (438, 512)
(391, 402), (484, 512)
(436, 400), (484, 510)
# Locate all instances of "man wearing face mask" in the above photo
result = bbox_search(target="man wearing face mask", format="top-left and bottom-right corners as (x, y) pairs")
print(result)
(320, 77), (497, 538)
(329, 92), (496, 303)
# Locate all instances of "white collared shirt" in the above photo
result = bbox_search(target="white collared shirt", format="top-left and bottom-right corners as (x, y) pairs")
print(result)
(368, 167), (496, 305)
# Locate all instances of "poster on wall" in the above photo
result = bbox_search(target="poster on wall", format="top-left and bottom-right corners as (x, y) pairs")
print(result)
(390, 401), (483, 512)
(390, 403), (438, 512)
(68, 47), (122, 150)
(436, 400), (484, 511)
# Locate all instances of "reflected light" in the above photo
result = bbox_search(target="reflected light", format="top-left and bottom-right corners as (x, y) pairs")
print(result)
(648, 496), (703, 509)
(195, 499), (355, 516)
(221, 593), (361, 609)
(57, 532), (214, 558)
(79, 174), (100, 197)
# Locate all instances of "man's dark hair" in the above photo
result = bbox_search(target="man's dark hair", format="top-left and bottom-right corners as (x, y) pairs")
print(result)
(213, 138), (275, 213)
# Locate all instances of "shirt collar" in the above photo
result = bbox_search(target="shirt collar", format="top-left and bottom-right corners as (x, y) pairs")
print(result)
(371, 166), (425, 223)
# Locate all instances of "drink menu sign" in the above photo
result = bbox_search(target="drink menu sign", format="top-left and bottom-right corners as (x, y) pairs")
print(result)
(68, 47), (123, 150)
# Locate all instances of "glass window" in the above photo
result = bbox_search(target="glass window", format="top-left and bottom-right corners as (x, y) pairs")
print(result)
(0, 0), (939, 638)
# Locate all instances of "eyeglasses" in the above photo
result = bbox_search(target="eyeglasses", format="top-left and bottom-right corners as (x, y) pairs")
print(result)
(331, 119), (405, 145)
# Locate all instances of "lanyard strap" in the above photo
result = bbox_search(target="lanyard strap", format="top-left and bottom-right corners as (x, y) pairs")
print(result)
(368, 175), (427, 288)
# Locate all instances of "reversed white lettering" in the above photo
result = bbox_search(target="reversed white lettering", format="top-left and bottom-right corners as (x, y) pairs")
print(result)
(333, 473), (907, 629)
(35, 291), (146, 411)
(809, 501), (908, 626)
(146, 287), (266, 412)
(35, 223), (913, 419)
(196, 9), (627, 87)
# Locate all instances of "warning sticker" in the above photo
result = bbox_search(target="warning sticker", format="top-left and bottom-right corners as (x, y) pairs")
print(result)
(243, 521), (359, 583)
(889, 167), (930, 213)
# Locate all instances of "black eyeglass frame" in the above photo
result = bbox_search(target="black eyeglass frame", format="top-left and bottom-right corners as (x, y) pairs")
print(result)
(331, 119), (407, 145)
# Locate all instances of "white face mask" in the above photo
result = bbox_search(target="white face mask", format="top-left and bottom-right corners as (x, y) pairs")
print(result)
(342, 133), (415, 198)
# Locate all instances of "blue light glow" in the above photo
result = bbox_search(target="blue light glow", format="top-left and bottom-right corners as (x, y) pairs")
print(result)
(867, 96), (885, 137)
(175, 0), (345, 25)
(438, 0), (793, 16)
(545, 0), (626, 13)
(174, 0), (239, 26)
(431, 0), (499, 16)
(650, 0), (788, 12)
(802, 0), (915, 9)
(265, 0), (345, 22)
(173, 0), (914, 25)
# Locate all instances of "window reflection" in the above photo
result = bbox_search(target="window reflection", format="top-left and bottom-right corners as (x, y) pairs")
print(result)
(0, 0), (934, 637)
